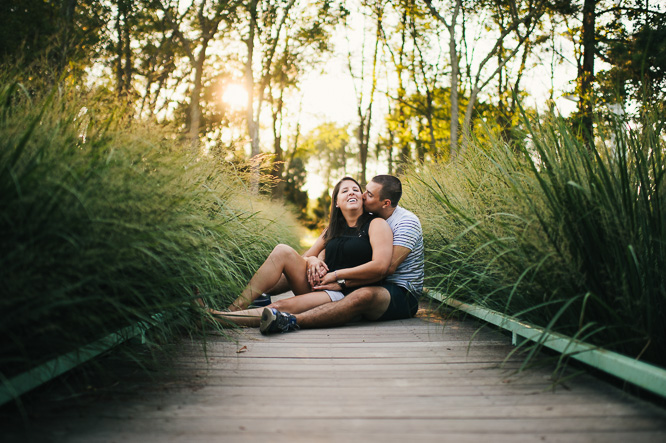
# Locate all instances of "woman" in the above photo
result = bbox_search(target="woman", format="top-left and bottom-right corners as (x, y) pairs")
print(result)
(204, 177), (393, 328)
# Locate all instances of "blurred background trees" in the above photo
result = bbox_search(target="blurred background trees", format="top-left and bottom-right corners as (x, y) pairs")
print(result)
(1, 0), (664, 225)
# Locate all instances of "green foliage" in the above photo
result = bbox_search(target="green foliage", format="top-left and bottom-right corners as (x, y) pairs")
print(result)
(0, 1), (57, 63)
(301, 122), (350, 180)
(404, 108), (666, 368)
(309, 190), (332, 231)
(0, 80), (300, 380)
(0, 1), (109, 76)
(384, 86), (513, 165)
(284, 157), (309, 216)
(598, 8), (666, 105)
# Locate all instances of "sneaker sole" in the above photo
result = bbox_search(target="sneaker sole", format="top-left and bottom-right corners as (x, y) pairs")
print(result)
(259, 308), (276, 334)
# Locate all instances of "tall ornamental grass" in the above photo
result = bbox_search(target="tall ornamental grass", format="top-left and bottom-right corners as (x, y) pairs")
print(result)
(0, 81), (301, 380)
(404, 110), (666, 368)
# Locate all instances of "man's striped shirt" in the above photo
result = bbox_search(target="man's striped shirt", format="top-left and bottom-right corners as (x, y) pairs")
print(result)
(385, 206), (424, 295)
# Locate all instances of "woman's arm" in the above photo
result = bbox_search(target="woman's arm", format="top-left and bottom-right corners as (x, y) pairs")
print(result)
(314, 218), (393, 290)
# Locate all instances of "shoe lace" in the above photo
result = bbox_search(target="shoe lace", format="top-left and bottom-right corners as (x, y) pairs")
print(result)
(276, 312), (299, 332)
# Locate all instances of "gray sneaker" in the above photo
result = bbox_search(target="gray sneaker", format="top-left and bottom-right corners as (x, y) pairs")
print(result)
(260, 307), (299, 334)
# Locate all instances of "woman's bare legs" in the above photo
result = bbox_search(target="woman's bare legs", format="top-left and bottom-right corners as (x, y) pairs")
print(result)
(229, 244), (312, 311)
(266, 274), (290, 296)
(206, 307), (264, 327)
(211, 291), (334, 328)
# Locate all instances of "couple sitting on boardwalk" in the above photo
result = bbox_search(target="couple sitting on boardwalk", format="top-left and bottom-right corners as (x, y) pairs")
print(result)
(206, 174), (424, 334)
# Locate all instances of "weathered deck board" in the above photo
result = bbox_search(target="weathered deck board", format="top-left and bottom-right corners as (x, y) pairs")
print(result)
(2, 306), (666, 442)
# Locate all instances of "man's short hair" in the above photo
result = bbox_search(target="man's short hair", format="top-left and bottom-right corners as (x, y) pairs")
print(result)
(371, 175), (402, 207)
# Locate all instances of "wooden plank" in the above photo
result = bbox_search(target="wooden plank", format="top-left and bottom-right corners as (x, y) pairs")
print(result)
(2, 306), (665, 442)
(57, 387), (654, 413)
(5, 417), (666, 443)
(89, 402), (666, 421)
(106, 367), (562, 386)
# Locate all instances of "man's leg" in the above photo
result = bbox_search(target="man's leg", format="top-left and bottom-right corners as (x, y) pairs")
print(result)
(294, 286), (391, 328)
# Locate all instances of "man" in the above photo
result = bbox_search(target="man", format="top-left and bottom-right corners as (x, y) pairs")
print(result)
(260, 174), (424, 334)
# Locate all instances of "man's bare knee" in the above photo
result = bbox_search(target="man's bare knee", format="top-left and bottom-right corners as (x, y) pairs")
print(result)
(345, 287), (390, 319)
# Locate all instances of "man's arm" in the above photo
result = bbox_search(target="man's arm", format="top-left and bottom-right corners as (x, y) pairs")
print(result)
(345, 210), (421, 289)
(343, 245), (411, 288)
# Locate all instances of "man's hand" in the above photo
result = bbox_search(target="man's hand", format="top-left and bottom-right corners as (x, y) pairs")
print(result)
(306, 256), (328, 287)
(313, 272), (342, 291)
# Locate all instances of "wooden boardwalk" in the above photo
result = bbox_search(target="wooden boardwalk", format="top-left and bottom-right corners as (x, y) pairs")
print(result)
(3, 303), (666, 442)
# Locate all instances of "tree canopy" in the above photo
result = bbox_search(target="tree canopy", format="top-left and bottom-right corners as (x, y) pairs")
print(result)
(1, 0), (663, 204)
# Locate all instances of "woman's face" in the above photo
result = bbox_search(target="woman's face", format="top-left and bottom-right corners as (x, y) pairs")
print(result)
(336, 179), (363, 212)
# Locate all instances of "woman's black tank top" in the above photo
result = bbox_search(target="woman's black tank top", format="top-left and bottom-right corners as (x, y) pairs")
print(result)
(324, 217), (375, 273)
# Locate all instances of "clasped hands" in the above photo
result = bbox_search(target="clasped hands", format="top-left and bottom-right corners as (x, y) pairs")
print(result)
(306, 257), (342, 291)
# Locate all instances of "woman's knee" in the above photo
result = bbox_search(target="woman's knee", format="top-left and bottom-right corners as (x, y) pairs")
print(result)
(269, 244), (299, 263)
(271, 243), (296, 257)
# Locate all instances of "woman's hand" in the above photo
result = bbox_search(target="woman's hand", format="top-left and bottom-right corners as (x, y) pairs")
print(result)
(306, 256), (328, 287)
(313, 272), (340, 291)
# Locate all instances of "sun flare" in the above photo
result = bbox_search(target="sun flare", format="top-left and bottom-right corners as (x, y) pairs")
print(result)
(222, 83), (249, 110)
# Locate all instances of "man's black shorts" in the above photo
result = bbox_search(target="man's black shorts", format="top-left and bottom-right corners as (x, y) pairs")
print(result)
(377, 282), (419, 321)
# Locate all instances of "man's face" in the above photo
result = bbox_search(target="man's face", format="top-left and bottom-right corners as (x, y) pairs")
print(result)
(363, 181), (385, 213)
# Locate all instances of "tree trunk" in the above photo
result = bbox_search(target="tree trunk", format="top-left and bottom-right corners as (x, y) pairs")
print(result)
(114, 0), (133, 98)
(396, 5), (409, 174)
(115, 3), (124, 95)
(579, 0), (596, 149)
(359, 8), (382, 186)
(426, 97), (437, 157)
(57, 0), (78, 75)
(123, 3), (132, 97)
(245, 0), (260, 193)
(358, 120), (368, 186)
(271, 90), (286, 199)
(387, 127), (394, 175)
(461, 87), (478, 148)
(448, 0), (461, 161)
(188, 46), (207, 153)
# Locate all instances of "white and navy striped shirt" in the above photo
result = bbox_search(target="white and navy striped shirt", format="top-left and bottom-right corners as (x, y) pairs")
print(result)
(385, 206), (424, 295)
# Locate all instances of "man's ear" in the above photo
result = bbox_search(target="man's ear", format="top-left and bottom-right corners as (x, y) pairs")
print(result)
(382, 199), (392, 208)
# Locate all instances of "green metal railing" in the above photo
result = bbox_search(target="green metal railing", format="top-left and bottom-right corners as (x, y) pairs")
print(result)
(0, 313), (164, 407)
(427, 290), (666, 399)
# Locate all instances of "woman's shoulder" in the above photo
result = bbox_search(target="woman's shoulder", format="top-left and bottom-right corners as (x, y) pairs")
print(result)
(355, 213), (381, 234)
(361, 212), (380, 225)
(368, 215), (390, 230)
(367, 216), (392, 243)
